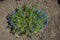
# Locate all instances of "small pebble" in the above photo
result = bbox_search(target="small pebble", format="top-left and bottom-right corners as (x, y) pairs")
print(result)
(46, 6), (48, 9)
(15, 34), (19, 38)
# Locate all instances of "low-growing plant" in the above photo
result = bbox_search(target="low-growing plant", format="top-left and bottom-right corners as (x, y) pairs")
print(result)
(7, 4), (48, 36)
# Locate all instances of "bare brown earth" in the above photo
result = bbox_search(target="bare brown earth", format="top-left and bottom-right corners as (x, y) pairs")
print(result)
(0, 0), (60, 40)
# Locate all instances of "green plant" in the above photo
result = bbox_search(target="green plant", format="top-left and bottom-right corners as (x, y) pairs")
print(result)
(7, 4), (48, 36)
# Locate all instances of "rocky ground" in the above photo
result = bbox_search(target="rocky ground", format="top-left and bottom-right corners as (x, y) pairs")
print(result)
(0, 0), (60, 40)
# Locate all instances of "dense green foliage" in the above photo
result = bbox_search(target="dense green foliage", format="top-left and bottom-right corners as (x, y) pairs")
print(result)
(8, 4), (48, 36)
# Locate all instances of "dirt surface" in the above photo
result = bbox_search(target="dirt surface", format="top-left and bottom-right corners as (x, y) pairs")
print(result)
(0, 0), (60, 40)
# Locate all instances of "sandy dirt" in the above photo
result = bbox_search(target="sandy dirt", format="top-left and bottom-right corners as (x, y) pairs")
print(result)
(0, 0), (60, 40)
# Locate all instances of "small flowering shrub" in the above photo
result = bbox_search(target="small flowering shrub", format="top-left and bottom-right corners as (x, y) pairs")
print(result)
(7, 4), (48, 36)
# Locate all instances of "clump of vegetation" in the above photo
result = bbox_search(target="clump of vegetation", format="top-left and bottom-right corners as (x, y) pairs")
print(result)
(7, 4), (48, 36)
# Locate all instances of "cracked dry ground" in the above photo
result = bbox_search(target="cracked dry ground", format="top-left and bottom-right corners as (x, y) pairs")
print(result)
(0, 0), (60, 40)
